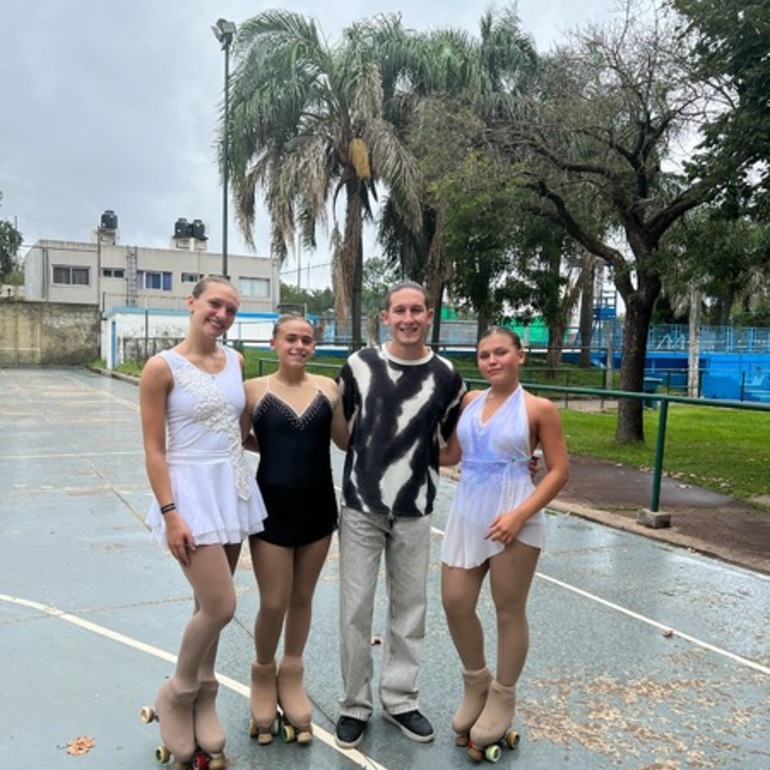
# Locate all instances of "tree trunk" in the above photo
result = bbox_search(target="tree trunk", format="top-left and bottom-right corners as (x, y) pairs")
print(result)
(430, 281), (444, 351)
(578, 260), (596, 368)
(546, 319), (566, 379)
(332, 230), (348, 336)
(343, 182), (364, 349)
(616, 274), (660, 443)
(476, 309), (489, 342)
(426, 212), (448, 351)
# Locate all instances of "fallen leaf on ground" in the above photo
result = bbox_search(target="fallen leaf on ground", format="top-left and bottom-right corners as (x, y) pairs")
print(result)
(66, 736), (96, 755)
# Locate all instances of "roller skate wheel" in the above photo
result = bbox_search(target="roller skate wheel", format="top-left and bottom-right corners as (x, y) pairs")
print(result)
(155, 744), (171, 764)
(505, 730), (520, 748)
(485, 744), (502, 762)
(296, 728), (313, 744)
(455, 733), (470, 747)
(140, 705), (157, 723)
(281, 722), (296, 743)
(191, 751), (209, 770)
(468, 746), (484, 762)
(206, 754), (226, 770)
(249, 718), (275, 744)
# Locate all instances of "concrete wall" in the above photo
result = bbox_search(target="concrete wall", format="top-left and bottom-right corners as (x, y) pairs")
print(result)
(0, 300), (100, 365)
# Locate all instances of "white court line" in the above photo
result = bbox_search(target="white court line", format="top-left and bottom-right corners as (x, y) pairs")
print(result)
(0, 593), (388, 770)
(427, 524), (770, 677)
(534, 573), (770, 675)
(4, 450), (143, 460)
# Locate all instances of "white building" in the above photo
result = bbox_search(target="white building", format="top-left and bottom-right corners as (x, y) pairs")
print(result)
(23, 211), (279, 314)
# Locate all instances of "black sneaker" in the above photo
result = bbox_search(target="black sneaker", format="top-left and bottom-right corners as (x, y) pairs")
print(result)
(335, 715), (368, 748)
(383, 709), (435, 742)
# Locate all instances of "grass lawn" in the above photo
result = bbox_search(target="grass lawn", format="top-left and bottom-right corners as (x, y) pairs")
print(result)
(559, 405), (770, 507)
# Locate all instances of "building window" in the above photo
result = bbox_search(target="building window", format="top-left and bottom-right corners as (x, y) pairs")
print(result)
(53, 265), (90, 285)
(181, 272), (202, 284)
(102, 268), (125, 279)
(239, 277), (270, 298)
(137, 270), (172, 291)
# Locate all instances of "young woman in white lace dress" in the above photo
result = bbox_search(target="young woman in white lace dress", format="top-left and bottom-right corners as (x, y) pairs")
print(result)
(140, 276), (267, 768)
(440, 327), (568, 757)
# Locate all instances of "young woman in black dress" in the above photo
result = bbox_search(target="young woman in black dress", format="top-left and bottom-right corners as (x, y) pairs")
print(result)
(244, 314), (348, 744)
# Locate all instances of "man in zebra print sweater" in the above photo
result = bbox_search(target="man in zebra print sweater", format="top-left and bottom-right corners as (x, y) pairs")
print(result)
(334, 282), (466, 749)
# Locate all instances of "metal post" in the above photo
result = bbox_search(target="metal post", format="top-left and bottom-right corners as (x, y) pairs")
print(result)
(222, 40), (230, 280)
(650, 399), (669, 513)
(212, 19), (237, 280)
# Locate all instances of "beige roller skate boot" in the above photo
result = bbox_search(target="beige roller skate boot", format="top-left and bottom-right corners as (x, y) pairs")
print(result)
(155, 678), (198, 766)
(452, 667), (492, 747)
(249, 660), (279, 744)
(468, 680), (519, 762)
(276, 656), (313, 744)
(193, 679), (226, 770)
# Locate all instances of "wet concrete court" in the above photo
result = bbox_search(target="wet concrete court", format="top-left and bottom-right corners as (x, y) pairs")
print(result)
(1, 367), (768, 770)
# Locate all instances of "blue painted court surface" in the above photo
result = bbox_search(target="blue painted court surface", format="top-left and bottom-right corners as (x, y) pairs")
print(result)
(0, 368), (768, 770)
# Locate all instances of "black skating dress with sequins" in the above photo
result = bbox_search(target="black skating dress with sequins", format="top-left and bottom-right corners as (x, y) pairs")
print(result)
(251, 383), (338, 547)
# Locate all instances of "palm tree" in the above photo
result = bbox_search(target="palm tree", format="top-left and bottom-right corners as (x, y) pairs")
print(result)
(223, 10), (421, 346)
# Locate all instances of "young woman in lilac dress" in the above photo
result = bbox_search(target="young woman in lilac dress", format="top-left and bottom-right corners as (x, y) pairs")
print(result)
(440, 327), (568, 759)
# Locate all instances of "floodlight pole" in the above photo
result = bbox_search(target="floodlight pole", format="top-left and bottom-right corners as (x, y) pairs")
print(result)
(212, 18), (236, 279)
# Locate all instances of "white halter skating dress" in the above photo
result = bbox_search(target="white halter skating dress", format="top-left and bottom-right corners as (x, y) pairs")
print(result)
(441, 386), (546, 569)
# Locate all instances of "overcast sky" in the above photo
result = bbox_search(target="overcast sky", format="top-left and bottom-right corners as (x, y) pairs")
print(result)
(2, 0), (618, 289)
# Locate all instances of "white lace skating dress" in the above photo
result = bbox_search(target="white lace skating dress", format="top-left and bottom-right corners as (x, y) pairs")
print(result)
(146, 347), (267, 546)
(441, 386), (546, 569)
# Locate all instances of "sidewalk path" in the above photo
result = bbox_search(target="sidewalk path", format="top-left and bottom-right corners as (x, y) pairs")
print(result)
(548, 454), (770, 576)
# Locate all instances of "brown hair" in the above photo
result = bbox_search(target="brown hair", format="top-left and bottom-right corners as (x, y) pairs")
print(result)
(191, 275), (237, 298)
(480, 326), (522, 349)
(384, 281), (430, 310)
(272, 313), (315, 338)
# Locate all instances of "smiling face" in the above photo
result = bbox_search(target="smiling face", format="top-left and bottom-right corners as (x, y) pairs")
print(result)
(187, 279), (239, 339)
(477, 330), (525, 387)
(381, 286), (433, 358)
(271, 316), (315, 371)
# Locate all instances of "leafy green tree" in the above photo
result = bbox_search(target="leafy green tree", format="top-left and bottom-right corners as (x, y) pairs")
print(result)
(225, 10), (421, 347)
(390, 97), (483, 346)
(671, 0), (770, 218)
(376, 8), (538, 345)
(505, 213), (589, 377)
(657, 209), (770, 324)
(278, 282), (334, 316)
(491, 5), (722, 442)
(361, 256), (398, 315)
(0, 220), (23, 283)
(437, 150), (522, 338)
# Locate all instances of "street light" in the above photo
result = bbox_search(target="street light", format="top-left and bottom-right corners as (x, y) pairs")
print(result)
(211, 18), (237, 279)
